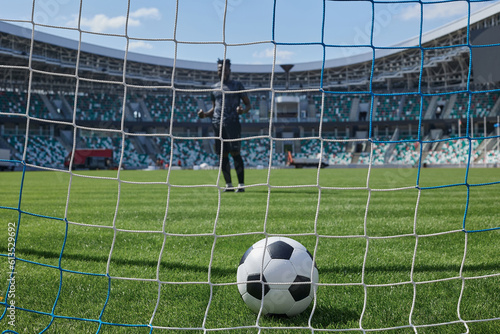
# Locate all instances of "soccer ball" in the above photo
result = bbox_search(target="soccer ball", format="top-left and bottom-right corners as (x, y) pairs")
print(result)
(236, 237), (319, 316)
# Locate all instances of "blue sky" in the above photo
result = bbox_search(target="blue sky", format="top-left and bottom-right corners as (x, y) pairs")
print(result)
(2, 0), (498, 65)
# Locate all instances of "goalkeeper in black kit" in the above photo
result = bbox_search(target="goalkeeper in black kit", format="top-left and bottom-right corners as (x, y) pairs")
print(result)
(198, 58), (252, 192)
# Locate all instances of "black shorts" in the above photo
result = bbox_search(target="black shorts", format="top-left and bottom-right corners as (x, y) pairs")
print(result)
(213, 122), (241, 155)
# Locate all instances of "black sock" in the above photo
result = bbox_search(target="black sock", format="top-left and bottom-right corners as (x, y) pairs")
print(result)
(233, 154), (244, 185)
(221, 156), (232, 185)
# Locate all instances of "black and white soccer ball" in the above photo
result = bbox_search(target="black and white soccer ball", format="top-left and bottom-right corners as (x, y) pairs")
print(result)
(237, 237), (319, 316)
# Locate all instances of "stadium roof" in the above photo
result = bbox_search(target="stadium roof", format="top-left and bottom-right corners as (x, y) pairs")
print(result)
(0, 1), (499, 74)
(315, 1), (500, 70)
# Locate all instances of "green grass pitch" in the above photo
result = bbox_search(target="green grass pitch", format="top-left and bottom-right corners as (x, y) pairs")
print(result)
(0, 167), (499, 333)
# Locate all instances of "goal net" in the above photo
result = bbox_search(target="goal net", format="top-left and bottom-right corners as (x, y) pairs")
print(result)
(1, 0), (499, 333)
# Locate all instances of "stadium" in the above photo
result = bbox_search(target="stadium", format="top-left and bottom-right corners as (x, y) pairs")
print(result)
(1, 1), (499, 333)
(1, 3), (499, 170)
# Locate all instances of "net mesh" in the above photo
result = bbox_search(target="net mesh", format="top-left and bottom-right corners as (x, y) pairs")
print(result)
(0, 0), (499, 333)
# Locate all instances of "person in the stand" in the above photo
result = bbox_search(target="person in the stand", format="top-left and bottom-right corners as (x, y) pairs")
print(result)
(197, 58), (251, 192)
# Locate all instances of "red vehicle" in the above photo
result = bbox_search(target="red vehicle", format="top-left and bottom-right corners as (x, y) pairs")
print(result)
(64, 149), (113, 169)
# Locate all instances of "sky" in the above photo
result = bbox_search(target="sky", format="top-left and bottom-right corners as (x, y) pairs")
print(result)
(1, 0), (499, 65)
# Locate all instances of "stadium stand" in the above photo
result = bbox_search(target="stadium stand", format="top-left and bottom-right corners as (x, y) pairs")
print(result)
(1, 6), (499, 170)
(423, 138), (482, 165)
(0, 90), (27, 115)
(450, 91), (500, 119)
(311, 94), (353, 122)
(400, 94), (431, 120)
(142, 93), (172, 122)
(241, 137), (273, 167)
(67, 92), (123, 122)
(5, 135), (67, 168)
(479, 149), (500, 164)
(389, 140), (421, 166)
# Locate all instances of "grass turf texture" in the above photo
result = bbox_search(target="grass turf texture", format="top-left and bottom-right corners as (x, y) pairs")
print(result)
(0, 168), (499, 333)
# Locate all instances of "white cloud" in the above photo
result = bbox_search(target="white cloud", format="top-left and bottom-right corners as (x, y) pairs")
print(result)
(129, 41), (154, 51)
(69, 8), (160, 33)
(252, 48), (294, 64)
(130, 8), (161, 20)
(70, 14), (139, 32)
(401, 3), (468, 21)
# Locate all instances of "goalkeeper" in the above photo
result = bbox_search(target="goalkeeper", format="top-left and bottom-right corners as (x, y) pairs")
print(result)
(198, 58), (251, 192)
